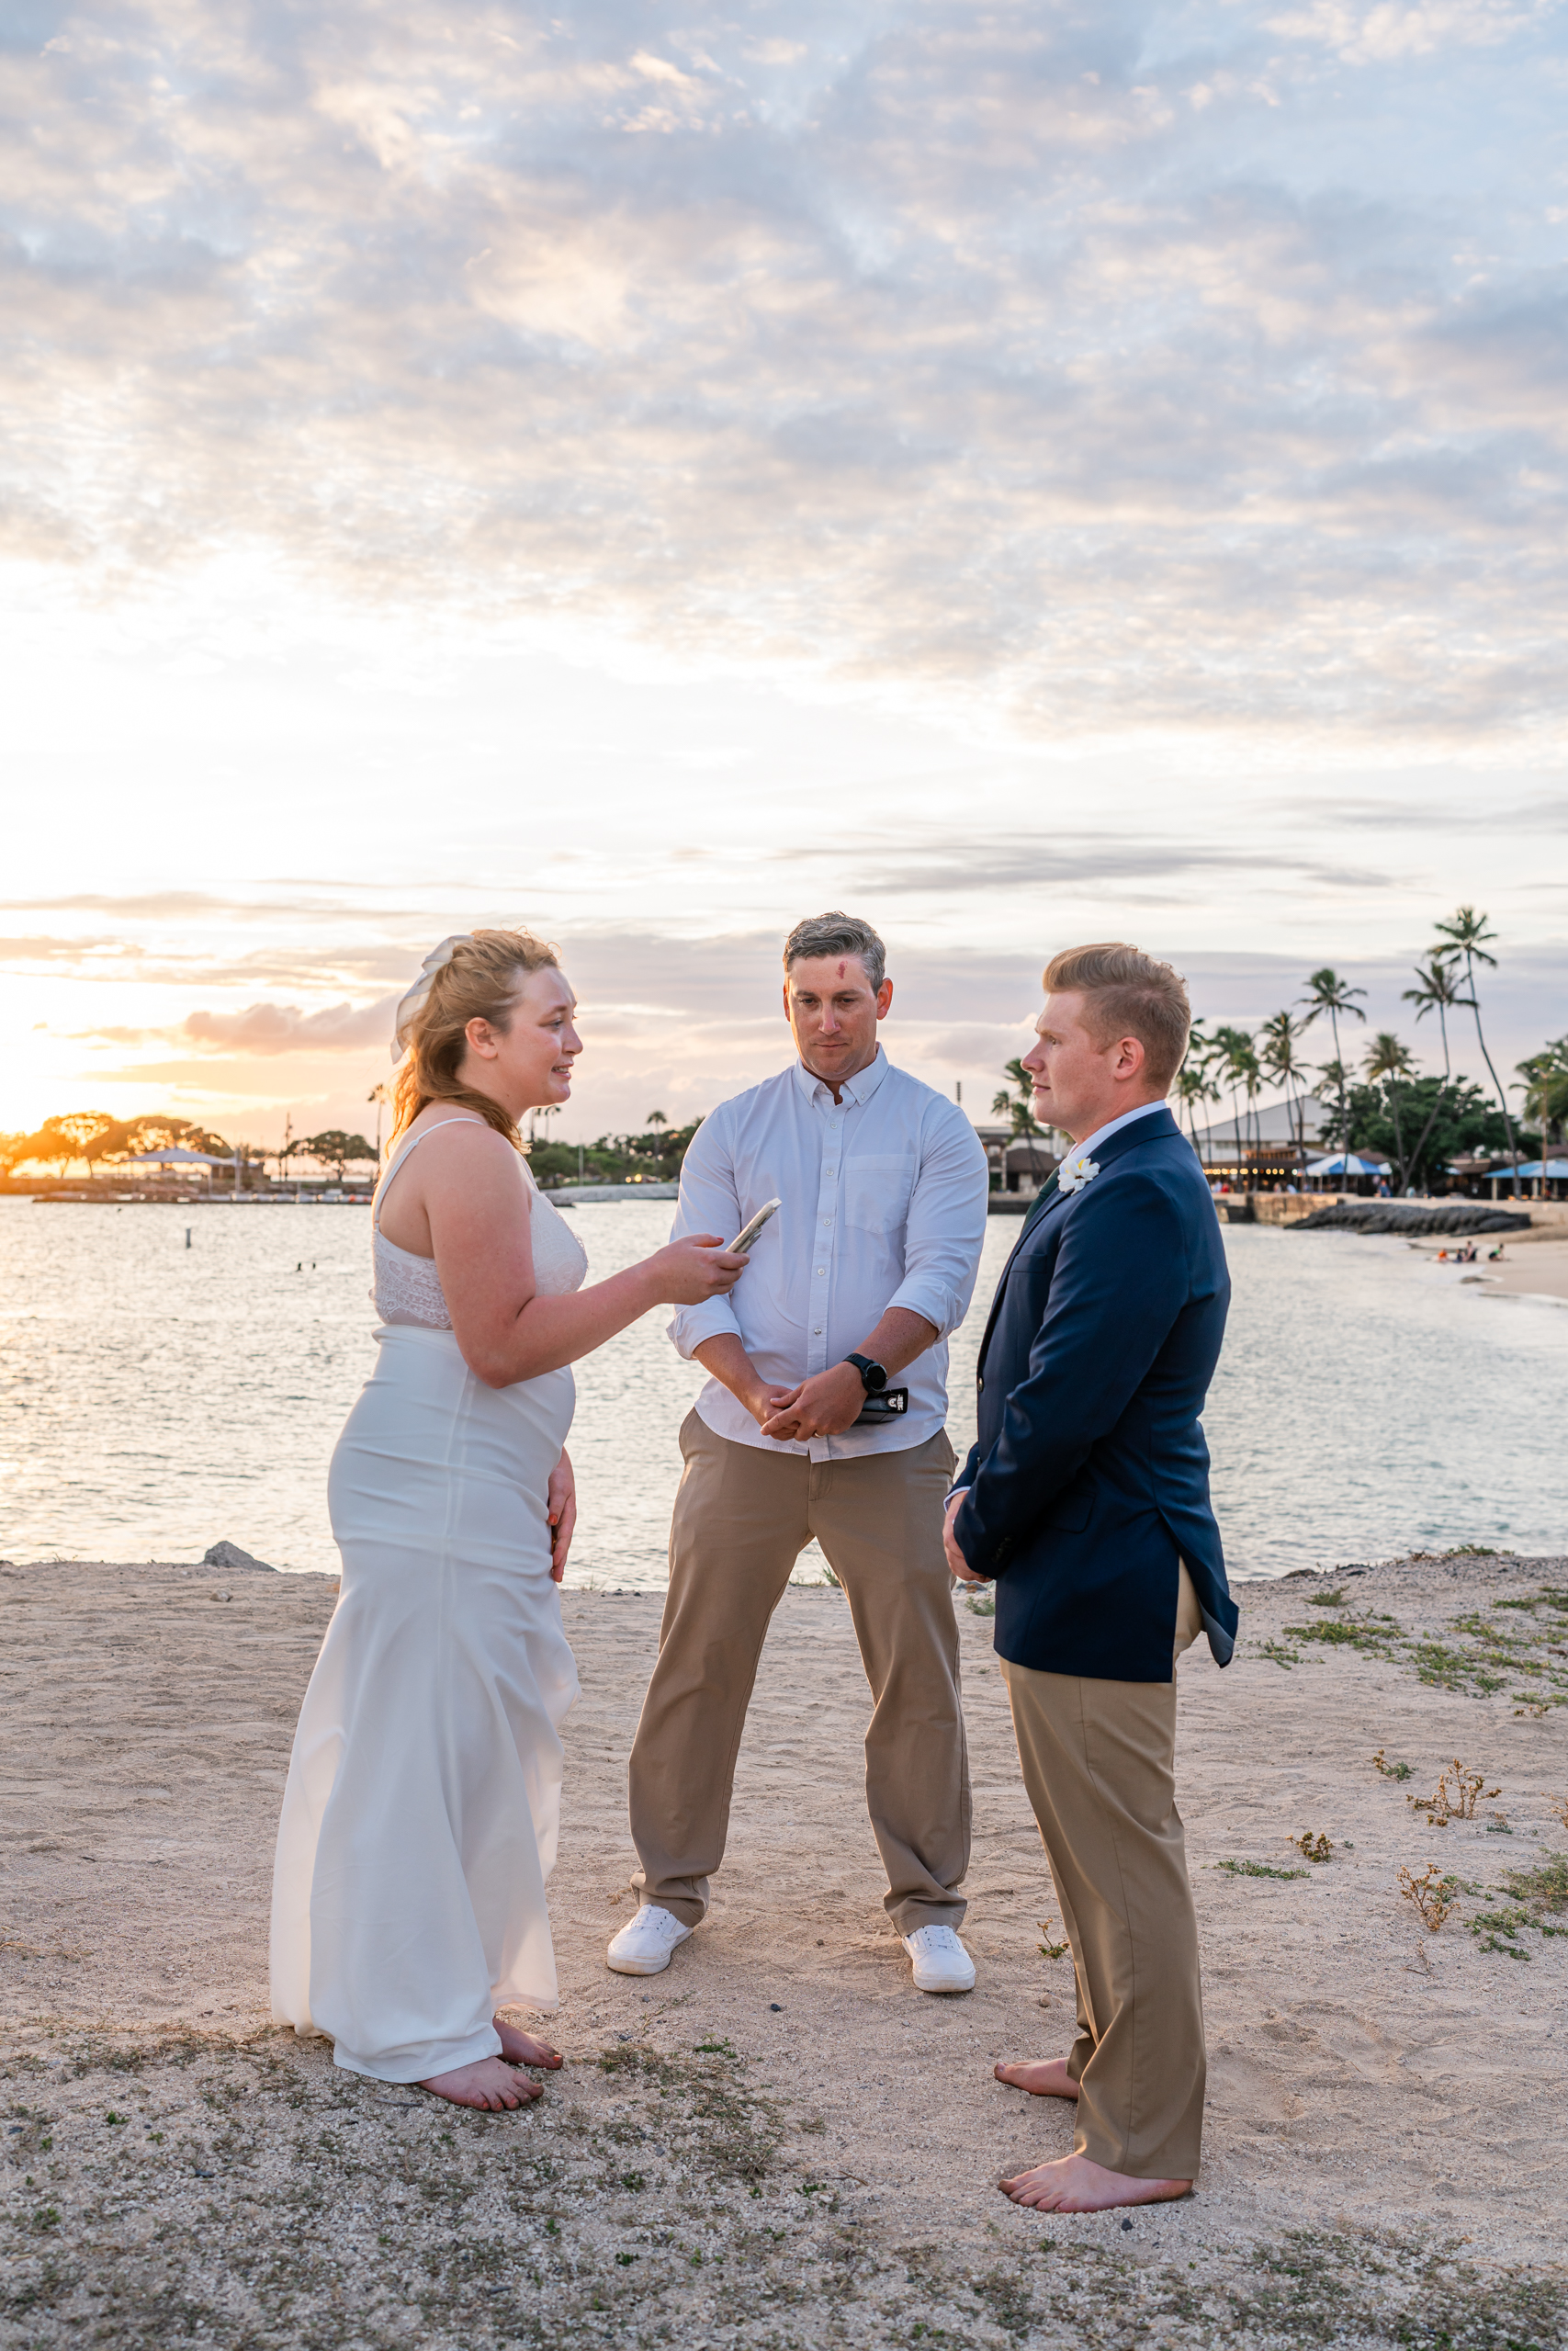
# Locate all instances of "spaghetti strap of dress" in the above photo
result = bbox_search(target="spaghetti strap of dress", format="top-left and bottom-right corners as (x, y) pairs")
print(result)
(374, 1119), (488, 1230)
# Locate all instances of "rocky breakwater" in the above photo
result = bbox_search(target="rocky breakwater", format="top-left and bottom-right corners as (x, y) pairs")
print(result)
(1290, 1202), (1533, 1236)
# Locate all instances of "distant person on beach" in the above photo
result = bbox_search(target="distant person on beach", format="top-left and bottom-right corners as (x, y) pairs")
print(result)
(945, 943), (1236, 2215)
(608, 911), (989, 1995)
(270, 930), (746, 2112)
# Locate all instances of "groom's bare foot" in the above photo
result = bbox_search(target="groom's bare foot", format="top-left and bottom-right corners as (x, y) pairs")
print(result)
(999, 2153), (1190, 2212)
(417, 2058), (540, 2112)
(995, 2058), (1078, 2099)
(494, 2017), (562, 2070)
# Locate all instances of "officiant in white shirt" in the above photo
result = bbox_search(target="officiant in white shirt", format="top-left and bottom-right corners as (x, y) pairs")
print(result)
(606, 912), (989, 1995)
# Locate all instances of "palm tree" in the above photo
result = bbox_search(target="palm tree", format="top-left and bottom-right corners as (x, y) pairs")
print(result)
(1401, 957), (1467, 1082)
(1431, 908), (1520, 1192)
(1258, 1010), (1309, 1172)
(1173, 1058), (1221, 1159)
(366, 1084), (389, 1163)
(1397, 959), (1471, 1195)
(1516, 1039), (1568, 1196)
(1299, 970), (1367, 1191)
(1213, 1026), (1261, 1187)
(992, 1057), (1048, 1185)
(1363, 1032), (1416, 1192)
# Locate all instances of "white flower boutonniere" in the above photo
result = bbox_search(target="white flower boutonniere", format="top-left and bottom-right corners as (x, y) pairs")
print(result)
(1057, 1152), (1101, 1196)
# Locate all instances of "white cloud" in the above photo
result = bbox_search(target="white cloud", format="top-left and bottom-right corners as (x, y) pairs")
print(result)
(0, 0), (1563, 749)
(1266, 0), (1557, 62)
(182, 998), (398, 1055)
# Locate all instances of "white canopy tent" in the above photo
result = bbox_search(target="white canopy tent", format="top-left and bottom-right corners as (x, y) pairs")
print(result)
(1303, 1153), (1385, 1179)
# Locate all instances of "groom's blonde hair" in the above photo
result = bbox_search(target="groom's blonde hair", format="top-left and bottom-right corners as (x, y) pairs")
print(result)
(1043, 943), (1190, 1091)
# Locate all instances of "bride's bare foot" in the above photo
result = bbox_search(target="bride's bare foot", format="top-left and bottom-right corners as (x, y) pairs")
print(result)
(494, 2016), (562, 2070)
(418, 2057), (541, 2112)
(995, 2058), (1078, 2099)
(999, 2153), (1190, 2213)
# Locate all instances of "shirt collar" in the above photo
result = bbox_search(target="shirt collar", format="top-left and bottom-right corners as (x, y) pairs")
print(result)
(792, 1043), (890, 1110)
(1069, 1097), (1168, 1164)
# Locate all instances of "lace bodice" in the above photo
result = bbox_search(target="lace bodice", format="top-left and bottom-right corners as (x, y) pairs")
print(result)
(372, 1120), (589, 1329)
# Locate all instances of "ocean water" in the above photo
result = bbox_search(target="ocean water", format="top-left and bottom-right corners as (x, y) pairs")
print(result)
(0, 1199), (1563, 1584)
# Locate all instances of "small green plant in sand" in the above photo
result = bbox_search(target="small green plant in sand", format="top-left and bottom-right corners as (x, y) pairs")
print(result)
(1291, 1830), (1333, 1863)
(1217, 1859), (1308, 1881)
(964, 1590), (995, 1618)
(1283, 1611), (1402, 1655)
(1408, 1758), (1499, 1826)
(1470, 1851), (1568, 1960)
(1372, 1747), (1413, 1781)
(1268, 1577), (1568, 1713)
(1036, 1920), (1069, 1960)
(1398, 1862), (1460, 1931)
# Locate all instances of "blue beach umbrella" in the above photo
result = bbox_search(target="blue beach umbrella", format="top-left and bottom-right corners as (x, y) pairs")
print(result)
(1303, 1153), (1384, 1178)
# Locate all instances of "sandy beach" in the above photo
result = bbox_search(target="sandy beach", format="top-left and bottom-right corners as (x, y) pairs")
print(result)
(3, 1550), (1566, 2346)
(1404, 1231), (1568, 1305)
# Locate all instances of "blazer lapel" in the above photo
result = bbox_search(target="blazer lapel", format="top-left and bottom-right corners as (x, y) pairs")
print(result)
(972, 1110), (1180, 1379)
(975, 1174), (1064, 1374)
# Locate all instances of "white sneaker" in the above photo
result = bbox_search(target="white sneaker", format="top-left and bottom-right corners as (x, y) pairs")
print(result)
(605, 1904), (694, 1976)
(902, 1923), (976, 1994)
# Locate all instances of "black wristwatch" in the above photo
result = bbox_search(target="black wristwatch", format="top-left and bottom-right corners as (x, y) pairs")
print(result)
(844, 1352), (888, 1395)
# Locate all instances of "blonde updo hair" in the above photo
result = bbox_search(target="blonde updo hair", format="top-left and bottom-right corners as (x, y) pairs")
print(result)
(389, 927), (561, 1153)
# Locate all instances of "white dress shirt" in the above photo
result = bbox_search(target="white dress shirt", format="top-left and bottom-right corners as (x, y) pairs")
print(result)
(1062, 1096), (1169, 1168)
(668, 1047), (990, 1463)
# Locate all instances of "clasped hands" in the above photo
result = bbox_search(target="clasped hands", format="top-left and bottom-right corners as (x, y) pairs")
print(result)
(748, 1359), (867, 1443)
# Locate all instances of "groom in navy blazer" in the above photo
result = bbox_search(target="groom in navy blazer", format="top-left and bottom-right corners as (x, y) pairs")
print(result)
(945, 942), (1235, 2218)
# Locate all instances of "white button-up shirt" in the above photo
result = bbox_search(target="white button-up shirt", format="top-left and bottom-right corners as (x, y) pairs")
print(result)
(668, 1047), (990, 1462)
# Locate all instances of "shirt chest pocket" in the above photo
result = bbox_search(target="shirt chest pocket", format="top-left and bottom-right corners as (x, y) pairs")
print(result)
(842, 1153), (916, 1244)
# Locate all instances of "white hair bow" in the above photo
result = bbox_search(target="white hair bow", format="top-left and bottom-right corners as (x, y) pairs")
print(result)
(391, 935), (472, 1063)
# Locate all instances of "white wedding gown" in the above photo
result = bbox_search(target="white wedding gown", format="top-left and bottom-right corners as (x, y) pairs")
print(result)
(270, 1121), (588, 2081)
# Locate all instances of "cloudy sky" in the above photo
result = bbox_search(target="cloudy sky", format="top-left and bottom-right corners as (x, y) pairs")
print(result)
(4, 0), (1564, 1145)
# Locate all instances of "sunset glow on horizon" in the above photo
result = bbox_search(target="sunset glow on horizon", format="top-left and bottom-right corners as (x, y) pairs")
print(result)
(5, 0), (1564, 1148)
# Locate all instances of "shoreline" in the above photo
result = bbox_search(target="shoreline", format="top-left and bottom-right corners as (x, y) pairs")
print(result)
(1396, 1232), (1568, 1305)
(2, 1549), (1565, 2345)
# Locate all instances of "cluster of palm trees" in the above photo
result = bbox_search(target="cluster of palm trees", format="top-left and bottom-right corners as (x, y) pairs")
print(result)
(1170, 907), (1531, 1195)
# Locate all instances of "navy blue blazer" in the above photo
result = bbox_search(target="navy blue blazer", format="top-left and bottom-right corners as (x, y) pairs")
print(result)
(952, 1104), (1237, 1681)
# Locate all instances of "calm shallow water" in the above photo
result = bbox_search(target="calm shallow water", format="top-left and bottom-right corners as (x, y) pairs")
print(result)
(1, 1199), (1563, 1584)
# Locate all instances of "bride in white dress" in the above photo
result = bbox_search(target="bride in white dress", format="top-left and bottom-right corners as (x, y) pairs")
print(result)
(270, 929), (744, 2112)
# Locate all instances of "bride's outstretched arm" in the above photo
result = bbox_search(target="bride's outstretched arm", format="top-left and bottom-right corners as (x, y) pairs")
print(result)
(415, 1125), (745, 1386)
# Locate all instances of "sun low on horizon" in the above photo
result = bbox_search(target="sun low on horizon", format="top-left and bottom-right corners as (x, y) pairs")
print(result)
(3, 0), (1565, 1153)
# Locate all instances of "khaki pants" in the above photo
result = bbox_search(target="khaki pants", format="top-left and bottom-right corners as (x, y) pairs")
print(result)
(999, 1565), (1205, 2180)
(628, 1410), (968, 1934)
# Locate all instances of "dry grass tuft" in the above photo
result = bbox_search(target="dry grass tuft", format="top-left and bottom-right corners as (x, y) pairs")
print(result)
(1398, 1862), (1460, 1931)
(1407, 1758), (1499, 1826)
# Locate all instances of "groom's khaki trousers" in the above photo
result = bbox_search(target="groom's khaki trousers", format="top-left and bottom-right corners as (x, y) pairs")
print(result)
(1000, 1565), (1206, 2181)
(627, 1409), (969, 1934)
